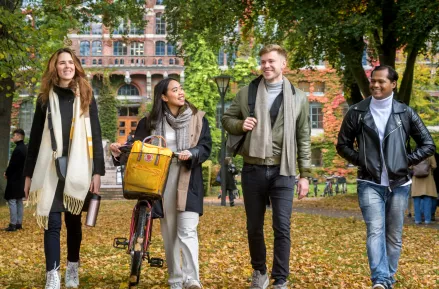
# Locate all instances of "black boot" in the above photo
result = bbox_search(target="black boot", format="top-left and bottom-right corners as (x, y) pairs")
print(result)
(230, 201), (235, 207)
(16, 224), (23, 230)
(4, 224), (16, 232)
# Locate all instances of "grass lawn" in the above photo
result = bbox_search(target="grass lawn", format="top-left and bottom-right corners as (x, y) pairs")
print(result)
(0, 200), (438, 288)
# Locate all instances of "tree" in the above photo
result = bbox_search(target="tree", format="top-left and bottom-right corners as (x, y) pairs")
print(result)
(164, 0), (439, 105)
(182, 35), (222, 161)
(97, 73), (118, 143)
(0, 0), (145, 193)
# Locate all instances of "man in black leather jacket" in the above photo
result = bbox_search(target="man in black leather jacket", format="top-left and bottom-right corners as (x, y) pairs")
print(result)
(336, 65), (435, 289)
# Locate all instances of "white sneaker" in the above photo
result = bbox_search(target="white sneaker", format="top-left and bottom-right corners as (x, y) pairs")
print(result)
(65, 261), (79, 288)
(45, 269), (60, 289)
(184, 279), (202, 289)
(250, 270), (269, 289)
(170, 282), (183, 289)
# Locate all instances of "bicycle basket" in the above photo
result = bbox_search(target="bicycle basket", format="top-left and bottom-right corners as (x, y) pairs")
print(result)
(123, 135), (173, 200)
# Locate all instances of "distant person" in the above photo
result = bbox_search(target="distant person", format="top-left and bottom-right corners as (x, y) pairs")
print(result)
(411, 155), (437, 224)
(3, 128), (27, 232)
(337, 65), (435, 289)
(432, 151), (439, 221)
(225, 158), (238, 207)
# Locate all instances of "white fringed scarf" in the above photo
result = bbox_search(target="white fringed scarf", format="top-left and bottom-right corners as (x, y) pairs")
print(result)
(28, 88), (93, 229)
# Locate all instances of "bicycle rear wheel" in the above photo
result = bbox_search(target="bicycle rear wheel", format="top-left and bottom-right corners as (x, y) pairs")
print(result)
(129, 203), (148, 288)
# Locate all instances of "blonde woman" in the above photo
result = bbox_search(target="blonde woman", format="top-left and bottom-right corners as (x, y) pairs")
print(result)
(24, 48), (105, 289)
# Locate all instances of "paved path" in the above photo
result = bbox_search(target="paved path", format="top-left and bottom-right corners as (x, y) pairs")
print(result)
(204, 198), (439, 230)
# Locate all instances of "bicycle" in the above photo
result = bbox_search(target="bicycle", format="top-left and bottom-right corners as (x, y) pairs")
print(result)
(113, 144), (178, 288)
(334, 176), (347, 195)
(322, 175), (334, 197)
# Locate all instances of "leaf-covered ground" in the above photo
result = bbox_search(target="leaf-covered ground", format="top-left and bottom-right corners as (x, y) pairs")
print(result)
(0, 199), (438, 289)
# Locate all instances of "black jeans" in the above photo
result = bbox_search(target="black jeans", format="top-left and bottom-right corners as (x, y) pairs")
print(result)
(241, 163), (294, 283)
(44, 212), (82, 271)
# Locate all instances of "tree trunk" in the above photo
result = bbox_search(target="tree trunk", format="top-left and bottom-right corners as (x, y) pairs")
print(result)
(348, 82), (363, 105)
(0, 78), (14, 195)
(380, 0), (397, 68)
(398, 47), (418, 105)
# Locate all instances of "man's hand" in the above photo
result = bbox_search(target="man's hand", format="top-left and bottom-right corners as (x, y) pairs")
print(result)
(297, 178), (309, 200)
(242, 117), (257, 132)
(24, 177), (31, 200)
(177, 150), (192, 161)
(89, 174), (101, 194)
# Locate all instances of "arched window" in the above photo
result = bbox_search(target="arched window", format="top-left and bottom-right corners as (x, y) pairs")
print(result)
(80, 41), (90, 56)
(113, 41), (128, 56)
(98, 59), (102, 65)
(169, 58), (174, 65)
(218, 48), (225, 66)
(155, 41), (165, 55)
(81, 59), (86, 65)
(155, 13), (165, 34)
(130, 42), (144, 56)
(115, 59), (119, 65)
(92, 59), (97, 65)
(158, 59), (163, 65)
(118, 84), (139, 96)
(120, 59), (125, 65)
(91, 41), (102, 56)
(167, 43), (175, 55)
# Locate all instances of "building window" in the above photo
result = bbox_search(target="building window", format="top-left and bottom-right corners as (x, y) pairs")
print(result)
(175, 58), (180, 65)
(113, 41), (128, 56)
(311, 148), (323, 167)
(113, 20), (126, 35)
(130, 23), (143, 35)
(314, 82), (325, 94)
(298, 81), (310, 92)
(91, 22), (102, 35)
(130, 42), (144, 56)
(216, 102), (232, 128)
(118, 84), (139, 96)
(91, 40), (102, 56)
(155, 41), (165, 55)
(80, 41), (90, 56)
(158, 59), (163, 65)
(167, 43), (175, 55)
(81, 59), (86, 65)
(120, 59), (124, 65)
(155, 13), (166, 34)
(119, 129), (126, 136)
(98, 59), (102, 65)
(309, 102), (323, 129)
(227, 51), (236, 67)
(19, 101), (34, 137)
(115, 59), (119, 65)
(218, 48), (225, 66)
(92, 59), (97, 65)
(169, 58), (174, 65)
(131, 121), (137, 127)
(156, 0), (164, 4)
(119, 121), (125, 127)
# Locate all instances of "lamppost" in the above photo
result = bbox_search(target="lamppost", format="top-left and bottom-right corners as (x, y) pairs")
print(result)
(214, 75), (231, 206)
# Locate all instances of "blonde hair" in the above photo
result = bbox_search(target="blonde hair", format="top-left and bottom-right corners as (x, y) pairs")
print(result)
(39, 48), (92, 112)
(259, 44), (287, 60)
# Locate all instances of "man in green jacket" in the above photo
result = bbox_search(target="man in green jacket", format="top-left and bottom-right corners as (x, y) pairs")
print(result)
(222, 44), (311, 289)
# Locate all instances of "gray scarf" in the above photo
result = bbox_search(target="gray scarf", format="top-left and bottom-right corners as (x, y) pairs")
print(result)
(155, 104), (192, 151)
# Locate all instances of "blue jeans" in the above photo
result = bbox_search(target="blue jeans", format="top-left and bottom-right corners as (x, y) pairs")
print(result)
(357, 181), (410, 287)
(8, 199), (23, 225)
(413, 196), (434, 224)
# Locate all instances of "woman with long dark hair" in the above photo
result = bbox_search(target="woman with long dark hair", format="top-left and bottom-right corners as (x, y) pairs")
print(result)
(110, 78), (212, 289)
(24, 48), (105, 289)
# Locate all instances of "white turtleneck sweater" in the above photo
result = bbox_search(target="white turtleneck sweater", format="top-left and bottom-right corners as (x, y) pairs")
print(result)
(359, 93), (411, 187)
(265, 80), (283, 110)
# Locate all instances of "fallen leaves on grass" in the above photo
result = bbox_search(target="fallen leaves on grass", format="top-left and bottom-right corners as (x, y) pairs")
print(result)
(0, 200), (437, 288)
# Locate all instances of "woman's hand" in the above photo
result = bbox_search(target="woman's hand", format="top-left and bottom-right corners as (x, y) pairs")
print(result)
(89, 174), (101, 194)
(178, 150), (192, 161)
(24, 177), (31, 200)
(109, 142), (122, 158)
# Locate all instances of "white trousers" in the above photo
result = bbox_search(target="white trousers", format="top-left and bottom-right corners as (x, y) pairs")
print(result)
(160, 162), (200, 285)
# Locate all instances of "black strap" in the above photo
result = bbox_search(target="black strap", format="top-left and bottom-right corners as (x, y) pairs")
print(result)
(269, 91), (284, 127)
(47, 102), (57, 153)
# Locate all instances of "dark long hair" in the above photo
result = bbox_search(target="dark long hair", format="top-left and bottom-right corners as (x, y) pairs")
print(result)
(149, 78), (198, 130)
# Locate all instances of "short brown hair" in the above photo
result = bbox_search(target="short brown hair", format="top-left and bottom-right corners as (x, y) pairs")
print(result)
(259, 44), (287, 59)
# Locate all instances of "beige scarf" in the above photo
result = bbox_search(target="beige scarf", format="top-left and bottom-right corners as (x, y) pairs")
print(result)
(249, 76), (297, 176)
(28, 89), (93, 229)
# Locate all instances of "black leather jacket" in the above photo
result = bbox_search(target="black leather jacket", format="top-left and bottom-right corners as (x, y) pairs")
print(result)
(336, 97), (436, 189)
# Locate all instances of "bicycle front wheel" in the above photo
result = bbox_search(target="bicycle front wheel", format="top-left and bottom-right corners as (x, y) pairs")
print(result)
(129, 203), (148, 288)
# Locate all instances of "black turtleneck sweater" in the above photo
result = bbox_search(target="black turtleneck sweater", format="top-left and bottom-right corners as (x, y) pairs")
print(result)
(24, 86), (105, 212)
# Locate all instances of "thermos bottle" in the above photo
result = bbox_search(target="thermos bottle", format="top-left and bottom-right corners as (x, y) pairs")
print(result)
(85, 194), (101, 227)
